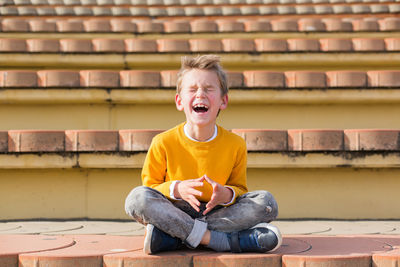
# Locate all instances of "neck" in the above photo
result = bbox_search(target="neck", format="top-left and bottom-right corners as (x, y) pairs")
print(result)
(185, 123), (216, 142)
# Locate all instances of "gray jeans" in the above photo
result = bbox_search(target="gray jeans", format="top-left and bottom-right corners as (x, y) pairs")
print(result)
(125, 186), (278, 248)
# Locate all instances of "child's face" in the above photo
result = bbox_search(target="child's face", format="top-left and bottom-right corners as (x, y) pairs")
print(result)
(175, 69), (228, 129)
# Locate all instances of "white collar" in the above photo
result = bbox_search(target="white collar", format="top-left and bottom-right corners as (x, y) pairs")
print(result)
(184, 124), (218, 143)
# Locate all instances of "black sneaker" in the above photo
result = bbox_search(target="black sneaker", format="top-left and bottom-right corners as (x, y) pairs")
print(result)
(228, 223), (282, 253)
(143, 224), (183, 254)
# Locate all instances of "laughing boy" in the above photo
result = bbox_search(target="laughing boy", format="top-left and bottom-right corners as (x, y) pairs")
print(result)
(125, 55), (282, 254)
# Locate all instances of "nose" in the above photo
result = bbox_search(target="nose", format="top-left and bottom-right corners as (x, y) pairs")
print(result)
(196, 87), (206, 98)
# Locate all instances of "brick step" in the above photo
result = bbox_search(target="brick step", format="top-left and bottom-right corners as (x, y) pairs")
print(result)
(1, 3), (400, 16)
(2, 0), (398, 6)
(1, 17), (399, 34)
(1, 69), (399, 88)
(0, 42), (400, 71)
(0, 234), (399, 266)
(1, 129), (400, 152)
(1, 37), (399, 52)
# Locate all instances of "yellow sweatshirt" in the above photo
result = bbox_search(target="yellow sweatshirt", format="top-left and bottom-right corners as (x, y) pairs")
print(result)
(142, 122), (248, 203)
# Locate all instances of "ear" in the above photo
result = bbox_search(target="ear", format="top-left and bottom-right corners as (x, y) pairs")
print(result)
(219, 94), (228, 110)
(175, 93), (184, 111)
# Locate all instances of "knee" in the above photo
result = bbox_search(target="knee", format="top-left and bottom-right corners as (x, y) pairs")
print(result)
(124, 186), (151, 217)
(252, 190), (279, 220)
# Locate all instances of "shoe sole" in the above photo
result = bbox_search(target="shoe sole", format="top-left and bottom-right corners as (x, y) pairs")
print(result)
(251, 223), (283, 252)
(143, 224), (154, 255)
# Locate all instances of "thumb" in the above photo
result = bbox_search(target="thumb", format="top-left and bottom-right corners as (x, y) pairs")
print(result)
(204, 175), (214, 184)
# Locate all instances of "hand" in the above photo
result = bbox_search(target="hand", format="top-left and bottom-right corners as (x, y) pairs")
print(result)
(203, 175), (233, 215)
(175, 176), (205, 212)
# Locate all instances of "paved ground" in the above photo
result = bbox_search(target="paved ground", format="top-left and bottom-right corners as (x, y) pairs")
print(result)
(1, 220), (400, 235)
(1, 220), (400, 267)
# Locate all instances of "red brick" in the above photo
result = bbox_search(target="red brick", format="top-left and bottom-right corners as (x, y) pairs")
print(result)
(80, 70), (119, 88)
(0, 70), (37, 87)
(352, 19), (379, 31)
(244, 71), (285, 88)
(164, 21), (190, 33)
(298, 18), (326, 32)
(8, 130), (65, 152)
(92, 39), (125, 53)
(1, 18), (29, 32)
(373, 248), (400, 266)
(28, 20), (56, 32)
(161, 70), (178, 87)
(83, 19), (111, 32)
(27, 39), (60, 52)
(189, 39), (223, 52)
(110, 19), (137, 33)
(0, 39), (27, 52)
(379, 17), (400, 31)
(0, 235), (74, 265)
(255, 38), (288, 52)
(0, 131), (7, 152)
(271, 19), (298, 32)
(323, 18), (353, 32)
(227, 72), (244, 88)
(243, 20), (272, 32)
(190, 20), (218, 32)
(326, 71), (367, 87)
(352, 38), (385, 51)
(125, 39), (157, 52)
(344, 129), (400, 151)
(284, 236), (392, 267)
(367, 71), (400, 87)
(65, 130), (119, 151)
(232, 129), (288, 151)
(222, 39), (255, 52)
(20, 235), (142, 266)
(288, 129), (344, 151)
(60, 39), (93, 52)
(120, 71), (161, 88)
(385, 38), (400, 51)
(194, 253), (281, 267)
(287, 39), (320, 51)
(157, 39), (190, 52)
(136, 21), (164, 33)
(320, 38), (353, 51)
(56, 20), (84, 32)
(217, 20), (245, 32)
(105, 250), (206, 267)
(285, 71), (326, 88)
(119, 129), (163, 151)
(38, 70), (80, 87)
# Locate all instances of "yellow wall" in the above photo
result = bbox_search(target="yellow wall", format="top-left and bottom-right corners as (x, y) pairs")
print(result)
(1, 166), (399, 220)
(1, 102), (400, 130)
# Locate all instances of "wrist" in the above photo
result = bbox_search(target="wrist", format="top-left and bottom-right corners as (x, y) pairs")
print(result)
(174, 181), (181, 199)
(222, 186), (234, 203)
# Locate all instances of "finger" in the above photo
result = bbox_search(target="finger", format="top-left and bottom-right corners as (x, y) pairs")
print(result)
(195, 176), (206, 182)
(203, 175), (215, 184)
(188, 197), (201, 212)
(187, 188), (203, 197)
(203, 200), (217, 215)
(187, 181), (204, 188)
(205, 194), (218, 209)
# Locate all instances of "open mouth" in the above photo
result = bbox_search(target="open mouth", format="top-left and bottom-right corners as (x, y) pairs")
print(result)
(192, 104), (209, 113)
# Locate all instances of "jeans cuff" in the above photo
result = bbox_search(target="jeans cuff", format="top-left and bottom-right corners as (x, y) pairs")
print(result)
(185, 219), (207, 248)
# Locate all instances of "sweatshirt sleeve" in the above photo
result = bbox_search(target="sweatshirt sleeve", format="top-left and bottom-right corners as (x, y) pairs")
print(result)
(141, 136), (173, 198)
(224, 139), (248, 205)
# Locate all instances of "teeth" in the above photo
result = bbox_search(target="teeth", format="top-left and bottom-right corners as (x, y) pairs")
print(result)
(193, 104), (208, 109)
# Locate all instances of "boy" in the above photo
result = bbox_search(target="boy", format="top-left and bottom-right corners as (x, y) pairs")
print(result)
(125, 55), (282, 254)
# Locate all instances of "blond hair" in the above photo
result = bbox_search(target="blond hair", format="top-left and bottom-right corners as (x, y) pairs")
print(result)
(176, 55), (228, 96)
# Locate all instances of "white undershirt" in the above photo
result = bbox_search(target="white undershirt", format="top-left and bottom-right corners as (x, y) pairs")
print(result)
(183, 123), (218, 142)
(169, 124), (236, 206)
